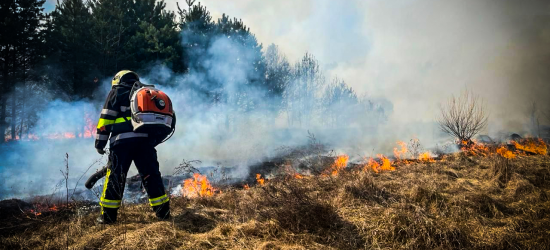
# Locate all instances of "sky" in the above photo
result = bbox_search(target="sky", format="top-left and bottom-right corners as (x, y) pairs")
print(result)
(163, 0), (550, 133)
(45, 0), (550, 132)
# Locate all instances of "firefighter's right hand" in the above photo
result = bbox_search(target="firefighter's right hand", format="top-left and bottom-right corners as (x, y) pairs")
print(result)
(96, 148), (106, 155)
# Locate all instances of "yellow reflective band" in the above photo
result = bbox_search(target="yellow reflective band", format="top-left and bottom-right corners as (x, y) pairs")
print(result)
(97, 118), (114, 129)
(100, 200), (121, 208)
(101, 198), (121, 203)
(149, 194), (169, 206)
(96, 117), (131, 129)
(100, 168), (111, 214)
(115, 117), (131, 123)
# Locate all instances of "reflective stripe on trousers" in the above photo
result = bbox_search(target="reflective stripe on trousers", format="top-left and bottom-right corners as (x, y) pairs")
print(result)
(100, 169), (122, 210)
(100, 198), (121, 208)
(149, 194), (169, 206)
(109, 132), (148, 144)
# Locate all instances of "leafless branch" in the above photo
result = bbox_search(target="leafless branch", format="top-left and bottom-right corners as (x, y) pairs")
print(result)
(438, 90), (488, 143)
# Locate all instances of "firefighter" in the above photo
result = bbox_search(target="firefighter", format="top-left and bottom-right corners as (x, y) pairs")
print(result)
(95, 70), (170, 224)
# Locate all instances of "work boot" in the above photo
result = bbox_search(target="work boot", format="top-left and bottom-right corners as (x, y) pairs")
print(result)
(96, 207), (117, 225)
(153, 202), (170, 220)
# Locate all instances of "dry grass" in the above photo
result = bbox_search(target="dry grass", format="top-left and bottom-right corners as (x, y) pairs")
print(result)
(1, 153), (549, 249)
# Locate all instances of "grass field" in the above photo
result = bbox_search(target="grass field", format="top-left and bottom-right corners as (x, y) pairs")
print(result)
(1, 149), (549, 249)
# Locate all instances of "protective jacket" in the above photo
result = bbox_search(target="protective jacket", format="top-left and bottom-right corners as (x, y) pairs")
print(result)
(95, 84), (148, 150)
(94, 75), (170, 223)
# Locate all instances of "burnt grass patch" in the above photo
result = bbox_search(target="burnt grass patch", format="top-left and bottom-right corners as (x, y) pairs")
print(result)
(0, 154), (549, 249)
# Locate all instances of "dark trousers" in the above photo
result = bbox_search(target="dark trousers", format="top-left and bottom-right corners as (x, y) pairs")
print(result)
(100, 140), (169, 222)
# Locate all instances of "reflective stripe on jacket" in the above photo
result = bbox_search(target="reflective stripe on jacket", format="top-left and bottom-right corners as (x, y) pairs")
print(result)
(95, 85), (147, 149)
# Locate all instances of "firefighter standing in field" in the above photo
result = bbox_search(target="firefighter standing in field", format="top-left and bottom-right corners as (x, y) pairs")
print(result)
(95, 70), (170, 224)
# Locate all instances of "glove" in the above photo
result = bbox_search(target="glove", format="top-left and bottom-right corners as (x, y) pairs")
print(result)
(96, 148), (105, 155)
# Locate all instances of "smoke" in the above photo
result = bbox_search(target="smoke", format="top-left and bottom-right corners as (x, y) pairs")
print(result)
(0, 32), (389, 199)
(173, 0), (550, 132)
(3, 0), (549, 199)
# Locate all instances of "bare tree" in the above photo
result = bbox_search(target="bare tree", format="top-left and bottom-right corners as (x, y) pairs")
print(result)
(438, 90), (488, 144)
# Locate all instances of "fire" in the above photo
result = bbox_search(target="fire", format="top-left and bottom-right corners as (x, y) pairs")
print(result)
(182, 173), (216, 198)
(81, 113), (96, 138)
(365, 157), (380, 172)
(496, 146), (516, 159)
(513, 139), (547, 155)
(243, 184), (250, 190)
(327, 154), (349, 176)
(461, 140), (489, 156)
(294, 173), (304, 179)
(393, 141), (408, 159)
(418, 152), (435, 162)
(5, 112), (96, 142)
(28, 204), (59, 216)
(256, 174), (265, 185)
(367, 155), (395, 173)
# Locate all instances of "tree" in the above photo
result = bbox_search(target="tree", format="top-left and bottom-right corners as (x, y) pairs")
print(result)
(321, 78), (358, 127)
(284, 53), (324, 127)
(0, 0), (47, 142)
(265, 44), (291, 111)
(47, 0), (94, 98)
(123, 0), (182, 73)
(177, 1), (267, 116)
(438, 90), (488, 145)
(177, 0), (214, 75)
(89, 0), (134, 78)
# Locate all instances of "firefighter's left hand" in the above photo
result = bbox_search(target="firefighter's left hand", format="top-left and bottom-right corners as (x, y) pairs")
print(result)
(96, 148), (106, 155)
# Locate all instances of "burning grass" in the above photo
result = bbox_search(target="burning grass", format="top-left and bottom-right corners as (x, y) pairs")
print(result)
(1, 151), (549, 249)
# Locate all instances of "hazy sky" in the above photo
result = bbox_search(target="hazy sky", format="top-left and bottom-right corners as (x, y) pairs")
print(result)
(46, 0), (550, 131)
(180, 1), (549, 127)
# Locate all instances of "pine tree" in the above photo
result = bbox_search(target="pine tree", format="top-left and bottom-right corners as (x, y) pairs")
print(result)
(265, 44), (291, 105)
(125, 0), (182, 73)
(47, 0), (95, 98)
(89, 0), (134, 77)
(177, 0), (214, 74)
(284, 53), (325, 127)
(0, 0), (46, 142)
(322, 78), (358, 127)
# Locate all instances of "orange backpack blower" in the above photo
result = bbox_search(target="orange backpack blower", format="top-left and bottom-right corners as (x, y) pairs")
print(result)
(129, 82), (176, 144)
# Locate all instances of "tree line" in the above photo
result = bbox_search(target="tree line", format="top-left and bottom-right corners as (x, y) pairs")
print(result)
(0, 0), (387, 142)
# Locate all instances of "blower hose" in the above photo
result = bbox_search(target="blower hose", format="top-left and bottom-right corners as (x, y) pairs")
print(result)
(85, 165), (108, 189)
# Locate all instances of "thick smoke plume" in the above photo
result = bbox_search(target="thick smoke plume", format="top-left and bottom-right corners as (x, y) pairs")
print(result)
(183, 0), (550, 131)
(3, 0), (549, 199)
(0, 33), (389, 199)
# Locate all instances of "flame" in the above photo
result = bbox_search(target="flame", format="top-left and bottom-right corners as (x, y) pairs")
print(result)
(365, 157), (380, 172)
(393, 141), (408, 159)
(294, 173), (304, 179)
(461, 140), (489, 156)
(496, 146), (516, 159)
(418, 152), (435, 162)
(256, 174), (265, 185)
(82, 113), (96, 138)
(243, 184), (250, 190)
(327, 154), (349, 176)
(28, 204), (59, 216)
(513, 139), (547, 155)
(6, 112), (97, 141)
(182, 173), (216, 198)
(367, 155), (395, 173)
